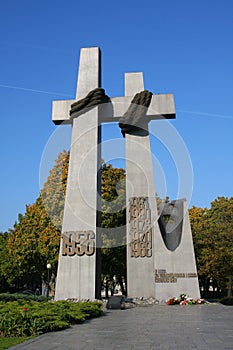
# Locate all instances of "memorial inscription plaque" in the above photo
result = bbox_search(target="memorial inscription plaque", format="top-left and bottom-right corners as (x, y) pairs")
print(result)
(155, 269), (198, 283)
(61, 231), (95, 256)
(129, 197), (152, 258)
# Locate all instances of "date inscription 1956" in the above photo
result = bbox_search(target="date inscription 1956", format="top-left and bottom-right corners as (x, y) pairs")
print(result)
(61, 231), (95, 256)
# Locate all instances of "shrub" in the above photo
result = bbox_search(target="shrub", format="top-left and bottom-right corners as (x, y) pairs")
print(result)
(0, 293), (48, 302)
(0, 300), (103, 337)
(220, 297), (233, 305)
(0, 311), (45, 337)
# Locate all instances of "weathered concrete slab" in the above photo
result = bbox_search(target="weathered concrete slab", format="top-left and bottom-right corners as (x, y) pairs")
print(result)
(9, 304), (233, 350)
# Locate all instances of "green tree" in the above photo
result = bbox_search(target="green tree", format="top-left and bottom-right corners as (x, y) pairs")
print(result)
(6, 152), (128, 295)
(7, 151), (69, 292)
(206, 197), (233, 296)
(101, 163), (126, 296)
(190, 197), (233, 297)
(7, 197), (60, 291)
(189, 206), (210, 293)
(40, 150), (69, 230)
(0, 232), (11, 292)
(6, 143), (232, 301)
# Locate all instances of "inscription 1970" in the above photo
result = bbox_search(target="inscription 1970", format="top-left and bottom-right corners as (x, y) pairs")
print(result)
(129, 197), (152, 258)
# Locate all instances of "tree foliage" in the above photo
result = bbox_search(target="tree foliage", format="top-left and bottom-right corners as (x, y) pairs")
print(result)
(2, 147), (232, 299)
(3, 152), (127, 294)
(7, 197), (60, 288)
(190, 197), (233, 296)
(0, 232), (11, 292)
(4, 151), (69, 290)
(101, 162), (126, 295)
(40, 150), (69, 230)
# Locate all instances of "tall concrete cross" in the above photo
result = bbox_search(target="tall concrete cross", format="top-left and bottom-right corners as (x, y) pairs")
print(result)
(52, 47), (175, 300)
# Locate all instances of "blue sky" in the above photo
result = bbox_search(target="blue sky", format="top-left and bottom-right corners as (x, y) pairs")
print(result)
(0, 0), (232, 232)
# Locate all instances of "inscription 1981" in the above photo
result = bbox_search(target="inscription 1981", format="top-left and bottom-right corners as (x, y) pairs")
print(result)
(129, 197), (152, 258)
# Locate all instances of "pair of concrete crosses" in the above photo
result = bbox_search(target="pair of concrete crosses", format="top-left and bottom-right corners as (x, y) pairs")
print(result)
(52, 47), (198, 302)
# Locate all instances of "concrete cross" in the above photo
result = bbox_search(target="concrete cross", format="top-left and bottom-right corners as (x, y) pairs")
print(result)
(52, 57), (175, 125)
(53, 47), (176, 301)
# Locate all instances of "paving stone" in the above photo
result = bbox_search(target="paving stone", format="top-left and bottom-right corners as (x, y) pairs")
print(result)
(8, 304), (233, 350)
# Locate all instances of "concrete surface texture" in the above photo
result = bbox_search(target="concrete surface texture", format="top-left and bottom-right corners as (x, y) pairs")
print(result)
(154, 200), (200, 301)
(124, 73), (199, 301)
(9, 304), (233, 350)
(125, 72), (160, 298)
(54, 47), (102, 300)
(52, 46), (199, 302)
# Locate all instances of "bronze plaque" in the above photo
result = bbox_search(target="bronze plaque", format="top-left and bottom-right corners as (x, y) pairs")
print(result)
(61, 231), (95, 256)
(129, 197), (152, 258)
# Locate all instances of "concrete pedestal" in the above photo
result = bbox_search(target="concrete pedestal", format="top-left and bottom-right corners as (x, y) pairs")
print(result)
(154, 200), (200, 300)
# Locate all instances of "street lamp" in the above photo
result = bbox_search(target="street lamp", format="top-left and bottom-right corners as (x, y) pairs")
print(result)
(46, 263), (52, 297)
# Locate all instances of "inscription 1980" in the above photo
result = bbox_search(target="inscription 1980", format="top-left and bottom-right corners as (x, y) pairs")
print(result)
(129, 197), (152, 258)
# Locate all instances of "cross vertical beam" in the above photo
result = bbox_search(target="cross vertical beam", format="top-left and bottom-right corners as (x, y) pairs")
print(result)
(125, 72), (160, 298)
(55, 48), (101, 300)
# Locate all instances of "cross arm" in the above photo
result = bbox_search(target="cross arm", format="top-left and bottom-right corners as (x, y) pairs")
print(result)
(52, 93), (175, 125)
(99, 93), (176, 122)
(52, 99), (75, 125)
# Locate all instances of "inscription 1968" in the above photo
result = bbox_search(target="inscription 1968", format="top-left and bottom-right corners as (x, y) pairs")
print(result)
(61, 231), (95, 256)
(129, 197), (152, 258)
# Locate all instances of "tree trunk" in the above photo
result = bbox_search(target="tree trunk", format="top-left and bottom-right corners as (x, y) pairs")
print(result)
(118, 276), (126, 295)
(42, 280), (48, 297)
(105, 280), (109, 298)
(227, 276), (232, 297)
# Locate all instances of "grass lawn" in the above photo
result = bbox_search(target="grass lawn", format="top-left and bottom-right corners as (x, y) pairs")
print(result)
(0, 336), (34, 350)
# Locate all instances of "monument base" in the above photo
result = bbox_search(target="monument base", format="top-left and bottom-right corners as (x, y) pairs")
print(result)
(154, 200), (200, 301)
(126, 199), (200, 301)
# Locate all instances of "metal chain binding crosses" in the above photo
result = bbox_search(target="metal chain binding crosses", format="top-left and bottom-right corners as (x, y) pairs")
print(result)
(119, 90), (152, 137)
(69, 88), (152, 137)
(69, 87), (110, 117)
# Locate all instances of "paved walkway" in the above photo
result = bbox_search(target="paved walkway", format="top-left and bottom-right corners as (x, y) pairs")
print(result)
(10, 304), (233, 350)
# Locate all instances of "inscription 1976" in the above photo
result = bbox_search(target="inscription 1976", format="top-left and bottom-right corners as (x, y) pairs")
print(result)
(129, 197), (152, 258)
